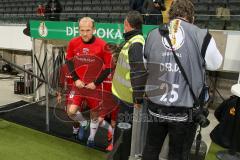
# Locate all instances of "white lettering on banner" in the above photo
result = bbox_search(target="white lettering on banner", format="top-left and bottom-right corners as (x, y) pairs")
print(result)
(159, 63), (180, 73)
(66, 27), (79, 36)
(107, 29), (114, 39)
(74, 27), (79, 36)
(96, 28), (123, 39)
(97, 28), (106, 38)
(115, 29), (122, 39)
(65, 26), (123, 39)
(66, 27), (72, 36)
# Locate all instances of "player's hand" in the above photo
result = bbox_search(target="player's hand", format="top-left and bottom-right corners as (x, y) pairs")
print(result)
(85, 82), (96, 90)
(56, 91), (62, 104)
(74, 79), (85, 89)
(134, 103), (141, 109)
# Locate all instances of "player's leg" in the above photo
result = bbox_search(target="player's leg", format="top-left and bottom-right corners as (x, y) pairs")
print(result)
(62, 91), (80, 137)
(87, 111), (99, 147)
(99, 117), (113, 140)
(67, 103), (84, 123)
(72, 121), (80, 138)
(98, 116), (114, 151)
(77, 100), (90, 141)
(66, 103), (83, 138)
(106, 107), (119, 151)
(66, 91), (88, 140)
(86, 98), (102, 147)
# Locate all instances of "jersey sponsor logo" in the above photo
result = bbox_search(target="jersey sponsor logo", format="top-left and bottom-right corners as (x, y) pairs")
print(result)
(76, 57), (96, 63)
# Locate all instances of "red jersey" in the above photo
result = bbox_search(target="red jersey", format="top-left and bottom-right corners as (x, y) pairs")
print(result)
(66, 36), (112, 84)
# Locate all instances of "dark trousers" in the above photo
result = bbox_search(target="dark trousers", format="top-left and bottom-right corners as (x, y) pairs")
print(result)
(113, 97), (133, 160)
(142, 104), (197, 160)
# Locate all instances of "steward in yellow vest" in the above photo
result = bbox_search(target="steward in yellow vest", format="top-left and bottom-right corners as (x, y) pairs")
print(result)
(112, 34), (145, 103)
(111, 11), (147, 160)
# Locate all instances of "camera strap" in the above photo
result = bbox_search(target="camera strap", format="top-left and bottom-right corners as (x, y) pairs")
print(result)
(159, 25), (204, 159)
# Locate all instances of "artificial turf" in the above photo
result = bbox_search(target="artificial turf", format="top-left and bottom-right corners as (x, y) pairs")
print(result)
(205, 142), (226, 160)
(0, 120), (106, 160)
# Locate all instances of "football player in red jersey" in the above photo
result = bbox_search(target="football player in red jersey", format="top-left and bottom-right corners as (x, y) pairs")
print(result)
(65, 17), (114, 147)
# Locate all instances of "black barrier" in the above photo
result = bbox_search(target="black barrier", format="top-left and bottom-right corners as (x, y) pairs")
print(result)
(0, 55), (47, 84)
(107, 122), (132, 160)
(0, 99), (45, 114)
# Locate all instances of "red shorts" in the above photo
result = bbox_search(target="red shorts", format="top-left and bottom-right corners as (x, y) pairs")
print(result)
(66, 86), (101, 110)
(102, 80), (112, 92)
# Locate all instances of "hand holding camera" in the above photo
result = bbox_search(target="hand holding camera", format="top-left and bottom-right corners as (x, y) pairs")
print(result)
(193, 107), (210, 128)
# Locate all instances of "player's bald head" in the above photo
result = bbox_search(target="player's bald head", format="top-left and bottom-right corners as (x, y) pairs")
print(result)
(79, 17), (95, 29)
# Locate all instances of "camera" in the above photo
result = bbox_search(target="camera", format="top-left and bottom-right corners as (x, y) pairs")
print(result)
(193, 107), (210, 128)
(153, 0), (166, 11)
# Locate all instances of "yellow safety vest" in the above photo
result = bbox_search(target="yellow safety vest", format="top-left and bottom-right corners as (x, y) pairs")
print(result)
(112, 34), (145, 103)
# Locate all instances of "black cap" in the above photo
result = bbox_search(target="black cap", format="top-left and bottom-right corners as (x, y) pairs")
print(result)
(23, 21), (31, 37)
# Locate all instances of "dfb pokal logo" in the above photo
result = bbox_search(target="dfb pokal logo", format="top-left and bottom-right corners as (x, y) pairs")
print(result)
(162, 26), (185, 51)
(38, 22), (48, 37)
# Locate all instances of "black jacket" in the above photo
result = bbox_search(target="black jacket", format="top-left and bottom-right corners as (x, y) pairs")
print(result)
(210, 96), (240, 152)
(123, 30), (147, 104)
(45, 0), (62, 20)
(142, 0), (163, 25)
(129, 0), (145, 12)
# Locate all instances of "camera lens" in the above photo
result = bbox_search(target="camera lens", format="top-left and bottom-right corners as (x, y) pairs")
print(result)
(195, 114), (210, 128)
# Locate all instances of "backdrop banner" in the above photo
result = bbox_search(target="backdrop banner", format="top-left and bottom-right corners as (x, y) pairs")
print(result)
(30, 20), (158, 43)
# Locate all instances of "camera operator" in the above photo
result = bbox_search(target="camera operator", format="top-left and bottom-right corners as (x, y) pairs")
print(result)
(142, 0), (223, 160)
(129, 0), (145, 13)
(142, 0), (166, 25)
(45, 0), (62, 21)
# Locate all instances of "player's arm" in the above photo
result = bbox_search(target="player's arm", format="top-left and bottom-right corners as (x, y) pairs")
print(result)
(85, 43), (113, 90)
(94, 44), (114, 86)
(85, 68), (112, 90)
(94, 68), (112, 85)
(66, 41), (85, 88)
